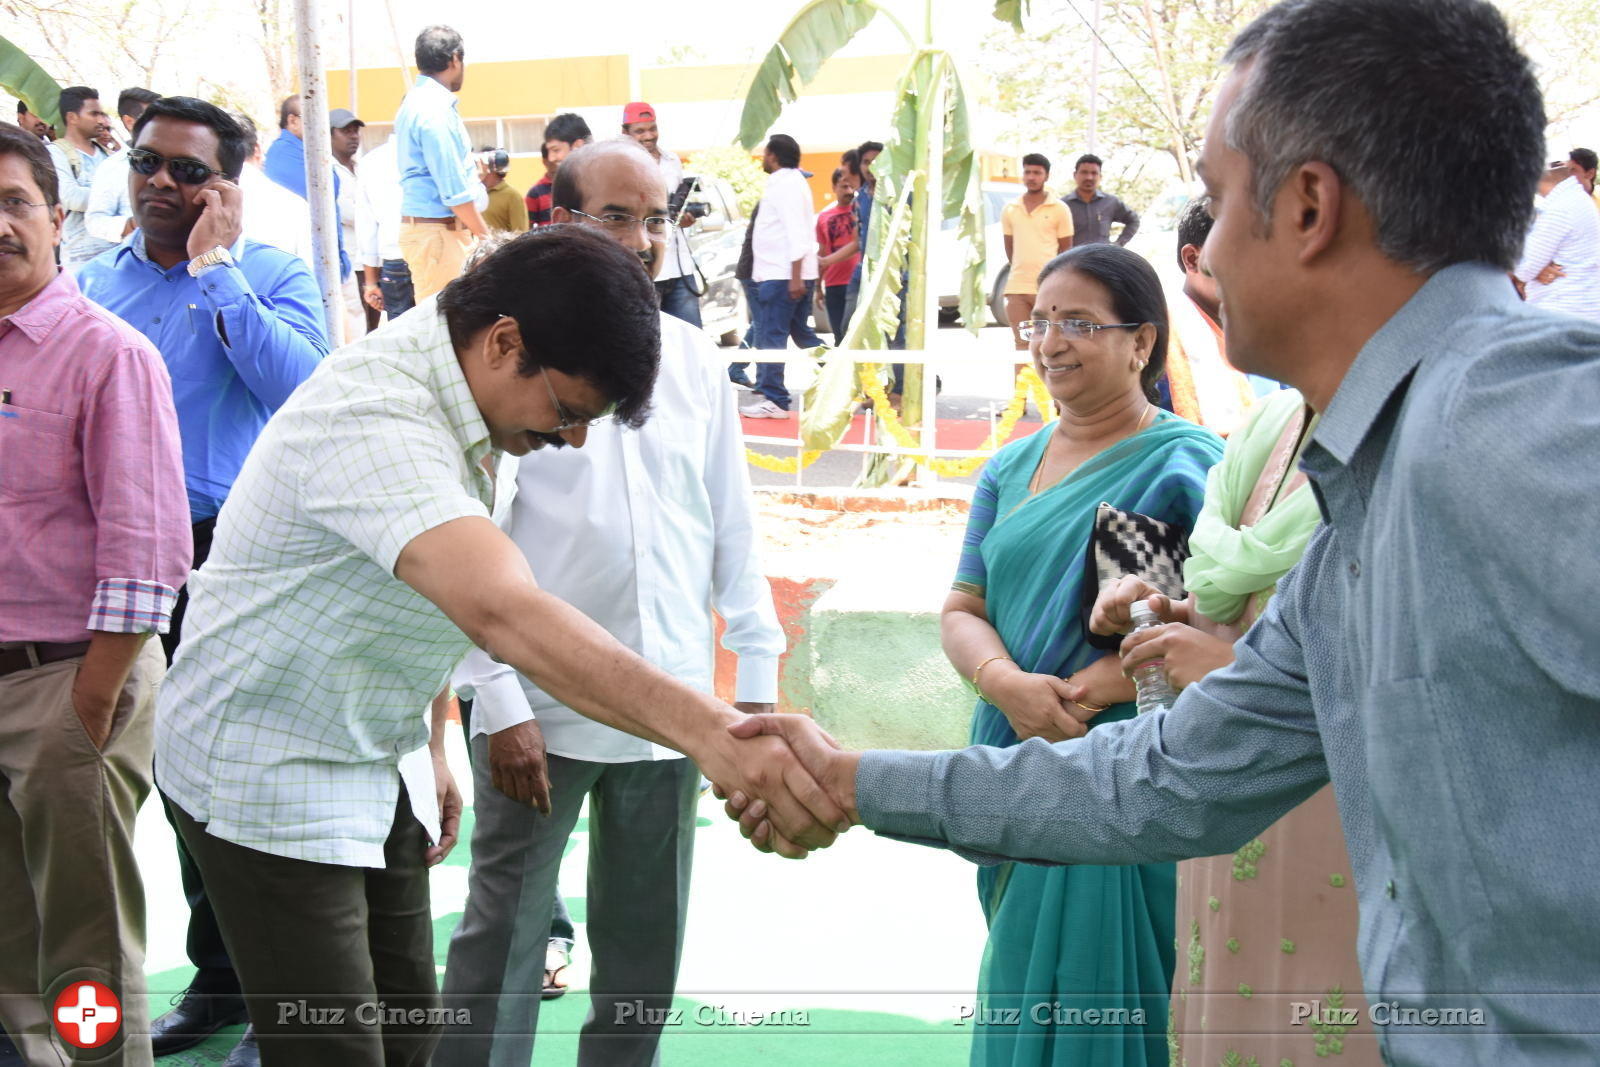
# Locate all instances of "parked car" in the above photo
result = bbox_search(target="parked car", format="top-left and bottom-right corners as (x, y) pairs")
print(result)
(676, 176), (750, 347)
(933, 182), (1017, 327)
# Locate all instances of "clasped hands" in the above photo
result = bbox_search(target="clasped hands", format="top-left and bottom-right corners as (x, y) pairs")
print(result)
(1089, 576), (1234, 691)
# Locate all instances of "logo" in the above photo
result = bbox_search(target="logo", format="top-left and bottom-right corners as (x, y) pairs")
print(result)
(52, 981), (122, 1048)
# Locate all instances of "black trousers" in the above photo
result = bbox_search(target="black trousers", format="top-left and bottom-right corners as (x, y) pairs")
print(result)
(159, 517), (240, 995)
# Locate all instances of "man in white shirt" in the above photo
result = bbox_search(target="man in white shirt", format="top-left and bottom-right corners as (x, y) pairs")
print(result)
(1514, 164), (1600, 321)
(329, 107), (370, 338)
(742, 133), (824, 418)
(437, 140), (785, 1067)
(84, 86), (160, 244)
(353, 137), (415, 320)
(45, 85), (113, 265)
(234, 114), (316, 273)
(621, 101), (702, 328)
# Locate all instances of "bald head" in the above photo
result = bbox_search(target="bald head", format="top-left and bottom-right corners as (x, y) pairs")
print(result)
(551, 140), (669, 277)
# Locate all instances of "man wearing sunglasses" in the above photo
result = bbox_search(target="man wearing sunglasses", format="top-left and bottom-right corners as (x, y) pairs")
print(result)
(76, 95), (327, 1067)
(436, 141), (785, 1066)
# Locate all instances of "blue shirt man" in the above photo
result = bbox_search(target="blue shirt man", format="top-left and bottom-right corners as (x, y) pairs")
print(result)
(263, 98), (351, 281)
(79, 232), (327, 520)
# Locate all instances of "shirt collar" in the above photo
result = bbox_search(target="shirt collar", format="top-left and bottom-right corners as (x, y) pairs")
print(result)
(1311, 261), (1515, 466)
(413, 295), (493, 463)
(0, 269), (78, 343)
(412, 74), (458, 108)
(126, 230), (248, 270)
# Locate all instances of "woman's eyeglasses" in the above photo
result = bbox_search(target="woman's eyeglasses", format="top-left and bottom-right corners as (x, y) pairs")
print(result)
(1018, 318), (1143, 343)
(126, 148), (225, 186)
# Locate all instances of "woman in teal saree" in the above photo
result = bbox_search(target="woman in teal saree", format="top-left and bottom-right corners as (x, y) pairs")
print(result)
(942, 245), (1223, 1066)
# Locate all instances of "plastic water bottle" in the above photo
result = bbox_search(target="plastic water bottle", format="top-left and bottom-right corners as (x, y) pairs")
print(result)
(1128, 601), (1179, 715)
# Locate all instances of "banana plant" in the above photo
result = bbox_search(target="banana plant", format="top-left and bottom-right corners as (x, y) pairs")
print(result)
(739, 0), (989, 484)
(1, 34), (62, 129)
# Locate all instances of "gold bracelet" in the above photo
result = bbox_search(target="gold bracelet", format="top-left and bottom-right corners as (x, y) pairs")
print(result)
(972, 655), (1013, 701)
(1066, 672), (1109, 714)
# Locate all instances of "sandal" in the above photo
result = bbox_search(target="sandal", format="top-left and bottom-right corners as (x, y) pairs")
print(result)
(541, 944), (571, 1000)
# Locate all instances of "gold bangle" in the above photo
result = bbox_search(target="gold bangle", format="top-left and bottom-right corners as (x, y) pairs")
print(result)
(1066, 672), (1109, 714)
(972, 655), (1013, 701)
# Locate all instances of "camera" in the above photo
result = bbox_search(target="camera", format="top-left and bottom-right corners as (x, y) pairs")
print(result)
(477, 148), (510, 175)
(669, 176), (712, 221)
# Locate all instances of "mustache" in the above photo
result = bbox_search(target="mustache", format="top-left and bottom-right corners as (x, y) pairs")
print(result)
(0, 240), (24, 254)
(531, 431), (569, 450)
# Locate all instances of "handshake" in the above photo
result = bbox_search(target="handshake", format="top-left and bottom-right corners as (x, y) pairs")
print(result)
(703, 714), (864, 859)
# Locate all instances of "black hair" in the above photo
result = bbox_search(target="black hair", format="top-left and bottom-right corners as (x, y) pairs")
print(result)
(233, 113), (259, 156)
(58, 86), (98, 118)
(545, 112), (591, 147)
(277, 94), (300, 129)
(1022, 152), (1050, 173)
(830, 166), (847, 185)
(1570, 148), (1598, 174)
(1037, 244), (1169, 400)
(438, 225), (660, 428)
(1175, 196), (1214, 271)
(1075, 154), (1103, 171)
(131, 97), (249, 181)
(117, 87), (160, 120)
(15, 101), (27, 115)
(767, 134), (801, 170)
(0, 121), (59, 205)
(1224, 0), (1543, 272)
(415, 25), (464, 76)
(856, 140), (883, 159)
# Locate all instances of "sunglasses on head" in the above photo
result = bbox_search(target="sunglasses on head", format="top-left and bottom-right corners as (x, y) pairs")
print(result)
(127, 148), (224, 185)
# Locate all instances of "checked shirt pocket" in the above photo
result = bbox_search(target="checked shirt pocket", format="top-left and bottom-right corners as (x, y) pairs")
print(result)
(0, 405), (76, 500)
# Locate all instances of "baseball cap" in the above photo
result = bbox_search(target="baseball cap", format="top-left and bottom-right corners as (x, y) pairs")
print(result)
(328, 108), (365, 129)
(622, 102), (656, 125)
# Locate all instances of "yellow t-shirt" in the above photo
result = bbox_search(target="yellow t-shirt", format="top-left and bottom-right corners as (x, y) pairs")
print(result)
(1002, 197), (1074, 296)
(483, 181), (530, 234)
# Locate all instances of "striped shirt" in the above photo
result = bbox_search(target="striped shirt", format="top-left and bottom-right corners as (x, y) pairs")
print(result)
(156, 296), (513, 866)
(1514, 176), (1600, 322)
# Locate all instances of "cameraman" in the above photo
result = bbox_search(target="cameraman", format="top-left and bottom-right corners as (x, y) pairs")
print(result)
(478, 147), (529, 233)
(622, 101), (701, 327)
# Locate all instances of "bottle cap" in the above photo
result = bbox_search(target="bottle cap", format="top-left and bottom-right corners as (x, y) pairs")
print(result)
(1129, 600), (1159, 626)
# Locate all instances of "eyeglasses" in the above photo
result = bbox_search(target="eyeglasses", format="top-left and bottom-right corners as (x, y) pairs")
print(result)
(539, 367), (616, 432)
(1018, 318), (1143, 343)
(127, 148), (224, 186)
(0, 197), (50, 220)
(567, 208), (672, 240)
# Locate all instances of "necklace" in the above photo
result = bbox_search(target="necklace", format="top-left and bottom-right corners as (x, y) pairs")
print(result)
(1028, 403), (1157, 495)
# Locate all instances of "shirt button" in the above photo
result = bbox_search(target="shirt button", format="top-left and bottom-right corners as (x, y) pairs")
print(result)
(152, 316), (161, 324)
(1385, 879), (1397, 899)
(1348, 559), (1361, 579)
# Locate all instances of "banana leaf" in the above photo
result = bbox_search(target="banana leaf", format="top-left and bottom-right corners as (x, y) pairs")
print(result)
(0, 35), (61, 129)
(737, 0), (912, 150)
(993, 0), (1030, 33)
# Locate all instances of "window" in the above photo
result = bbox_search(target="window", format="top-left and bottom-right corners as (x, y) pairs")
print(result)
(503, 117), (547, 156)
(463, 119), (499, 152)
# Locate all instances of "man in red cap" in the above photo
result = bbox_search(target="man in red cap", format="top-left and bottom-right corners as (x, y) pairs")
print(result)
(622, 101), (701, 328)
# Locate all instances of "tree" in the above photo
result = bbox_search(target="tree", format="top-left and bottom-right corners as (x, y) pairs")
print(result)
(684, 144), (766, 215)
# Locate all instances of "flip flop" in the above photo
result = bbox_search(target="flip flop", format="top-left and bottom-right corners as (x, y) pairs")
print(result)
(542, 944), (571, 1000)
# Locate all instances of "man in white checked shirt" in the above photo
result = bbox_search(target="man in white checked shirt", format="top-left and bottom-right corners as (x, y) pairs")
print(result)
(436, 141), (785, 1067)
(154, 225), (847, 1067)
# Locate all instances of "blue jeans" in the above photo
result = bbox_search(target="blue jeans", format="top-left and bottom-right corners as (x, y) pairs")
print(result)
(825, 283), (850, 345)
(752, 279), (824, 409)
(379, 258), (416, 320)
(656, 275), (703, 328)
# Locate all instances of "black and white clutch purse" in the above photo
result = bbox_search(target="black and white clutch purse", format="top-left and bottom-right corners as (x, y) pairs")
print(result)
(1081, 502), (1192, 649)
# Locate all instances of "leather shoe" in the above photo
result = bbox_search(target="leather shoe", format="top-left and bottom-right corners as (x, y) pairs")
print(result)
(151, 987), (248, 1056)
(221, 1026), (259, 1067)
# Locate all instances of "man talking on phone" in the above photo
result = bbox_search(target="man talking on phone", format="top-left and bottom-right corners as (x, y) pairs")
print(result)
(77, 95), (327, 1066)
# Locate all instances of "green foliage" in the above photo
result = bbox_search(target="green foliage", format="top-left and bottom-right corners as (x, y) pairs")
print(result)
(0, 33), (61, 128)
(686, 145), (766, 215)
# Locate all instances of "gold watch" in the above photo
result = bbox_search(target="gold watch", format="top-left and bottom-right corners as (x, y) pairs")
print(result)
(187, 246), (234, 277)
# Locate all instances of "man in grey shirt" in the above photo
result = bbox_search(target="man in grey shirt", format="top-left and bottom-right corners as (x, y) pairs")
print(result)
(720, 0), (1600, 1062)
(1063, 153), (1139, 246)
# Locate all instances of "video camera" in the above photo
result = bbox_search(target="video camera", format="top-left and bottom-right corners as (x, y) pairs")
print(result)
(669, 176), (712, 222)
(476, 148), (510, 175)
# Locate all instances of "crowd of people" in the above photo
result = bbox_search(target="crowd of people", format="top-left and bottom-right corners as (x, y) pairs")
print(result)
(2, 0), (1599, 1065)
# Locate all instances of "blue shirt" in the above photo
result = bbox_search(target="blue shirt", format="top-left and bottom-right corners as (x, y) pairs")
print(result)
(848, 185), (873, 287)
(394, 75), (476, 218)
(858, 262), (1600, 1062)
(77, 234), (328, 521)
(263, 129), (351, 279)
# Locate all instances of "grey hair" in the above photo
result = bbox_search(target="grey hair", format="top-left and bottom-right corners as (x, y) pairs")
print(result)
(1222, 0), (1545, 273)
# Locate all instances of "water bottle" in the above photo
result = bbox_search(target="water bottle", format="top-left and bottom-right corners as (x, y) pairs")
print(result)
(1128, 601), (1179, 714)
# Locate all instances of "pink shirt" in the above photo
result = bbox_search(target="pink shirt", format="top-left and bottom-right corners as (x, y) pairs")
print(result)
(0, 270), (191, 642)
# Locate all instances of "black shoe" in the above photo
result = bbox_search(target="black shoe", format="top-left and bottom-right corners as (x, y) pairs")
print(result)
(221, 1026), (259, 1067)
(151, 987), (248, 1056)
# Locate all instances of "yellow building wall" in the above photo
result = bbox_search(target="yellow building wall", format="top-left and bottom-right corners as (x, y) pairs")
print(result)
(326, 55), (631, 126)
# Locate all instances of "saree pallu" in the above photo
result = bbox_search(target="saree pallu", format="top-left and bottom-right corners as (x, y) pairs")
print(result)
(955, 414), (1222, 1066)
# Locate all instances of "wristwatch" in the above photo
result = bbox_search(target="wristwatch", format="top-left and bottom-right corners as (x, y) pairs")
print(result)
(187, 245), (234, 277)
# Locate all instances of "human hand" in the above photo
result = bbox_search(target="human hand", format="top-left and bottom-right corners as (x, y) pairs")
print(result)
(425, 753), (463, 866)
(185, 179), (244, 260)
(788, 278), (805, 301)
(489, 719), (551, 812)
(733, 701), (776, 716)
(718, 714), (860, 852)
(1536, 262), (1566, 286)
(1089, 576), (1190, 636)
(1057, 654), (1134, 720)
(696, 713), (850, 859)
(1118, 621), (1235, 691)
(121, 217), (136, 238)
(362, 283), (385, 311)
(69, 676), (120, 750)
(983, 663), (1090, 742)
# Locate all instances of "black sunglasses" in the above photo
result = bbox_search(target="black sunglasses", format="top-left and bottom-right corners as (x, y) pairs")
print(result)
(127, 148), (224, 186)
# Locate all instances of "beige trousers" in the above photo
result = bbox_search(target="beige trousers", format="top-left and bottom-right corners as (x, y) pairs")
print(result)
(399, 222), (475, 302)
(0, 641), (161, 1066)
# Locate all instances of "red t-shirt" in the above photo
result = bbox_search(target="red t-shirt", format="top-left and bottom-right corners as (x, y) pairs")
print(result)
(815, 202), (859, 289)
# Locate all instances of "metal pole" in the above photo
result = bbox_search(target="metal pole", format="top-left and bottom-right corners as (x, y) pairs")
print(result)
(347, 0), (357, 114)
(294, 0), (345, 346)
(918, 73), (943, 488)
(1087, 0), (1102, 155)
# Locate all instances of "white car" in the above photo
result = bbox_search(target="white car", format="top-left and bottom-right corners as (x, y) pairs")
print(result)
(933, 183), (1018, 327)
